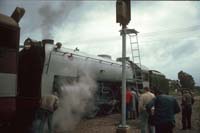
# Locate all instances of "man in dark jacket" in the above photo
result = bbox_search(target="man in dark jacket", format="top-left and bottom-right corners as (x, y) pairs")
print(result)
(146, 90), (180, 133)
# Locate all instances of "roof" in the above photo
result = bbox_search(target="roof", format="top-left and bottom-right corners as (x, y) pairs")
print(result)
(140, 65), (149, 71)
(150, 70), (165, 76)
(0, 13), (18, 28)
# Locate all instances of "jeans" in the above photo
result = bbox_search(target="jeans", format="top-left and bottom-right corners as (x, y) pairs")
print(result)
(182, 105), (192, 129)
(32, 108), (53, 133)
(126, 103), (131, 119)
(139, 110), (149, 133)
(149, 125), (155, 133)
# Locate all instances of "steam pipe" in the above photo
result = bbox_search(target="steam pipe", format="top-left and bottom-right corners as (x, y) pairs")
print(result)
(11, 7), (25, 23)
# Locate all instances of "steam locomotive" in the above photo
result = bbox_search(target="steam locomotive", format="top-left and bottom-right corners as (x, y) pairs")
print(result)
(0, 7), (169, 132)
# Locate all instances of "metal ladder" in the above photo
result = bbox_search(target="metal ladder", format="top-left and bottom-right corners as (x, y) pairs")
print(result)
(127, 29), (143, 90)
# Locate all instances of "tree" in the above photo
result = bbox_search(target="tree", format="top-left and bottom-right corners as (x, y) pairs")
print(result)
(178, 70), (195, 90)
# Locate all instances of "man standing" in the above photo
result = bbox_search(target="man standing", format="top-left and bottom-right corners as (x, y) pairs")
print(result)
(130, 88), (138, 119)
(181, 90), (194, 130)
(126, 88), (133, 120)
(146, 90), (180, 133)
(139, 87), (155, 133)
(33, 93), (59, 133)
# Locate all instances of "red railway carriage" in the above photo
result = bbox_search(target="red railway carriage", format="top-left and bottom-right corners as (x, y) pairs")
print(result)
(0, 7), (34, 132)
(0, 7), (22, 126)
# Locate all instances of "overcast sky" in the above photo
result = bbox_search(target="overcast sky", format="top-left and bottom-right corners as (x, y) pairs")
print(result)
(1, 0), (200, 85)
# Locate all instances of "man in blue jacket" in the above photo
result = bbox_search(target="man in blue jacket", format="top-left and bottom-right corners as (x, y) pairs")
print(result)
(146, 89), (180, 133)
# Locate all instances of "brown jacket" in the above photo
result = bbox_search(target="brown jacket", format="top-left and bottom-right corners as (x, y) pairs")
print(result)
(40, 95), (59, 112)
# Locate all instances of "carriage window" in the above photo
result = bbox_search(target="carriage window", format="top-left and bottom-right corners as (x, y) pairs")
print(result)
(142, 73), (149, 81)
(0, 49), (17, 73)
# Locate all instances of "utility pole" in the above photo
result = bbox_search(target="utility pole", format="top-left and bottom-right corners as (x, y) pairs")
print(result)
(116, 0), (131, 133)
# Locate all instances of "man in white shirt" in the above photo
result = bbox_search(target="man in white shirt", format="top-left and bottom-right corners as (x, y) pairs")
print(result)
(139, 87), (155, 133)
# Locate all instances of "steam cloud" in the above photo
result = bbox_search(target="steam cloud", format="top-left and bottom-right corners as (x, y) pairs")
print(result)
(52, 73), (97, 132)
(38, 1), (82, 39)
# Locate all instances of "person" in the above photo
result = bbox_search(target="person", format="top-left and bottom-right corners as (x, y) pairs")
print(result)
(32, 92), (59, 133)
(126, 88), (133, 120)
(146, 89), (180, 133)
(130, 88), (138, 119)
(181, 89), (194, 130)
(139, 87), (155, 133)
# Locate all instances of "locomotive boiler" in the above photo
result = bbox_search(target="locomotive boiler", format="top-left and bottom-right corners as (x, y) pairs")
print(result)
(19, 38), (136, 115)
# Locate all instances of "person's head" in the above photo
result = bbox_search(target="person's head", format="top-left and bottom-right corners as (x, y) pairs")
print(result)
(143, 86), (150, 92)
(127, 87), (131, 91)
(154, 89), (163, 96)
(24, 38), (32, 49)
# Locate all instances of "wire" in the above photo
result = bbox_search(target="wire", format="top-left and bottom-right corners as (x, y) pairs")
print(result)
(139, 35), (200, 46)
(139, 24), (200, 37)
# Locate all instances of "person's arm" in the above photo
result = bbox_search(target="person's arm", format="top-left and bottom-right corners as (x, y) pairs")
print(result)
(181, 94), (187, 107)
(54, 96), (59, 110)
(174, 99), (180, 114)
(146, 97), (156, 113)
(191, 95), (195, 105)
(138, 95), (144, 112)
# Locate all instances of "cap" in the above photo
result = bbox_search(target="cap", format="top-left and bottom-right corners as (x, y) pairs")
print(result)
(24, 38), (32, 45)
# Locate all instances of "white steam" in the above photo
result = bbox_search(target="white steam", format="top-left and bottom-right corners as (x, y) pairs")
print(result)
(53, 73), (97, 132)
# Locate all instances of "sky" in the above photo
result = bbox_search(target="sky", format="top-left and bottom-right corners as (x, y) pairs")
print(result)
(0, 0), (200, 85)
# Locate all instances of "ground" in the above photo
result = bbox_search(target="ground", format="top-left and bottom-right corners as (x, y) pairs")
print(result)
(56, 96), (200, 133)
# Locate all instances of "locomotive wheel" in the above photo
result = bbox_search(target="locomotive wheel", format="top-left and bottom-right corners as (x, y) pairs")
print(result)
(99, 103), (114, 115)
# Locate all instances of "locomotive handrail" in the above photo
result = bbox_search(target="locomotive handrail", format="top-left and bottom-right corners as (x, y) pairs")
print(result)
(55, 50), (131, 69)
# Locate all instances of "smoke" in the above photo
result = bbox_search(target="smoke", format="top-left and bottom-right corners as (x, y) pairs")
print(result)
(38, 1), (82, 39)
(52, 73), (97, 132)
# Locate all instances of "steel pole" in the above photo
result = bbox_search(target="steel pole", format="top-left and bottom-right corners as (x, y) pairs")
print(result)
(121, 26), (126, 127)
